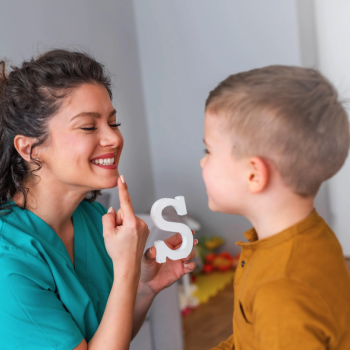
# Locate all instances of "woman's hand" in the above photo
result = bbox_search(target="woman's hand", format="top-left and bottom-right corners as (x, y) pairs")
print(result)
(102, 176), (150, 275)
(138, 232), (197, 297)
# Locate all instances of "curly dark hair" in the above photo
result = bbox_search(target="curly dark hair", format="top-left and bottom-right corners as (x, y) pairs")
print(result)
(0, 49), (113, 213)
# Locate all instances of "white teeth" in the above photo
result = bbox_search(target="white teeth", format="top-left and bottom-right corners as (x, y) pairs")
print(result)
(92, 157), (115, 165)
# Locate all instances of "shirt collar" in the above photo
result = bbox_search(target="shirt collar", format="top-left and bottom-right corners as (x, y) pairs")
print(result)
(236, 209), (322, 250)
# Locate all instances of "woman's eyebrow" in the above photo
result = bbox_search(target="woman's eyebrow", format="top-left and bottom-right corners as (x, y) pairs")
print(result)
(70, 109), (117, 121)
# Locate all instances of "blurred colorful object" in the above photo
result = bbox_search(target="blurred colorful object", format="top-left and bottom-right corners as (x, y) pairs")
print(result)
(203, 252), (240, 273)
(192, 271), (235, 304)
(179, 234), (240, 313)
(178, 274), (199, 316)
(204, 236), (225, 250)
(195, 235), (226, 263)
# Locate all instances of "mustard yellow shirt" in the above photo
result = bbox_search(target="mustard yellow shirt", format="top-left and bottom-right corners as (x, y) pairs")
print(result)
(211, 210), (350, 350)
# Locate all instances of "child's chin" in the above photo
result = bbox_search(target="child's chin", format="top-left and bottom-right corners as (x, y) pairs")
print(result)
(208, 198), (240, 214)
(208, 199), (222, 212)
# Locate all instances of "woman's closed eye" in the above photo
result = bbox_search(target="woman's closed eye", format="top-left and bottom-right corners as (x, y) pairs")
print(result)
(109, 122), (121, 128)
(204, 148), (210, 154)
(81, 126), (97, 131)
(81, 122), (121, 131)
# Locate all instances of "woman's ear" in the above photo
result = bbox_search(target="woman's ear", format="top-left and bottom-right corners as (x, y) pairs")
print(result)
(14, 135), (38, 162)
(246, 157), (269, 194)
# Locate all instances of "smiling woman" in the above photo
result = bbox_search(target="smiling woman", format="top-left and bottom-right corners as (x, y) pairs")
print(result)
(0, 49), (197, 350)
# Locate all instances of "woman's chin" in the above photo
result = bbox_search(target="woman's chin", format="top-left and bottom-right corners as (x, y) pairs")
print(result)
(98, 173), (120, 189)
(83, 171), (120, 191)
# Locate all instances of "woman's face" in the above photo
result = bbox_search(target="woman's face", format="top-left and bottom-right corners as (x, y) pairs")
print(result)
(38, 83), (123, 193)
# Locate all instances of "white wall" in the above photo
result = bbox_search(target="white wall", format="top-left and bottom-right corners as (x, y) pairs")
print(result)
(0, 0), (155, 213)
(314, 0), (350, 256)
(133, 0), (304, 252)
(295, 0), (331, 225)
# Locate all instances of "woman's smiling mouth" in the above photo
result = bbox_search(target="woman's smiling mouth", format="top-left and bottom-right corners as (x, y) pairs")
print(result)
(91, 152), (117, 169)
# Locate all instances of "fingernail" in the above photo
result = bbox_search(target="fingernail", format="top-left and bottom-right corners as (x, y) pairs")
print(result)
(184, 262), (191, 269)
(194, 239), (198, 245)
(120, 175), (125, 184)
(108, 207), (113, 213)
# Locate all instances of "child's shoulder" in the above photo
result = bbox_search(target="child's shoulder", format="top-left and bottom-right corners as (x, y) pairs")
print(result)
(287, 214), (346, 279)
(256, 214), (350, 328)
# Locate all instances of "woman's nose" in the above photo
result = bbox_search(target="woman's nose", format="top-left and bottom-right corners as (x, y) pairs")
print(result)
(200, 157), (205, 168)
(99, 125), (123, 148)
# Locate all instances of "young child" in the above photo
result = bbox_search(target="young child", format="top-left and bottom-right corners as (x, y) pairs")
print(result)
(200, 66), (350, 350)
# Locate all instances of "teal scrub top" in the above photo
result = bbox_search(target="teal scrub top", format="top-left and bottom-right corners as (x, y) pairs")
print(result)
(0, 200), (113, 349)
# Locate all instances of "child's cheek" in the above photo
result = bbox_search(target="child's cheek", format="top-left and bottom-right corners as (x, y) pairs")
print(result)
(207, 187), (224, 212)
(202, 169), (220, 207)
(201, 165), (212, 191)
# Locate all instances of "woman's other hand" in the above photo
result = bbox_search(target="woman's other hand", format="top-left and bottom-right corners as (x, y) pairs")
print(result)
(102, 175), (150, 275)
(139, 232), (197, 297)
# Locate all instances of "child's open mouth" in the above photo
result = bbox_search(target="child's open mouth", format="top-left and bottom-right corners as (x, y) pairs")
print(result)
(90, 152), (117, 169)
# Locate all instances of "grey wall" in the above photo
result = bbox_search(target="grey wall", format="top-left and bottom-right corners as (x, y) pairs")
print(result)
(0, 0), (155, 213)
(133, 0), (303, 253)
(0, 0), (334, 253)
(313, 0), (350, 256)
(295, 0), (331, 224)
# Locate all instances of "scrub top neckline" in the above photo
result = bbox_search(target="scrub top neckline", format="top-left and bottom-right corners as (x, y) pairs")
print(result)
(7, 199), (84, 272)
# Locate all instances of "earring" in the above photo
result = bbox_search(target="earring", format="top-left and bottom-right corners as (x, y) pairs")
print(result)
(35, 158), (39, 161)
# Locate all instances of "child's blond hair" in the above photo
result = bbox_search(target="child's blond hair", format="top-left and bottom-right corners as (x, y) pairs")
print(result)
(206, 66), (350, 196)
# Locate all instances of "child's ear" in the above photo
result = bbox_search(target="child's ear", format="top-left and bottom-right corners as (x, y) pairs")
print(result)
(246, 157), (269, 194)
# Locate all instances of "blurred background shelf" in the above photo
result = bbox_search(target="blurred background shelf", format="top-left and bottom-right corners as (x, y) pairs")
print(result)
(183, 283), (234, 350)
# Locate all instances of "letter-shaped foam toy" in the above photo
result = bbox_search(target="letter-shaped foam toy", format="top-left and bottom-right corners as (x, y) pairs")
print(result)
(151, 196), (193, 263)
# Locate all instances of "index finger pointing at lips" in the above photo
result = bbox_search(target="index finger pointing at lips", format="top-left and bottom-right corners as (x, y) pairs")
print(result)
(118, 175), (135, 221)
